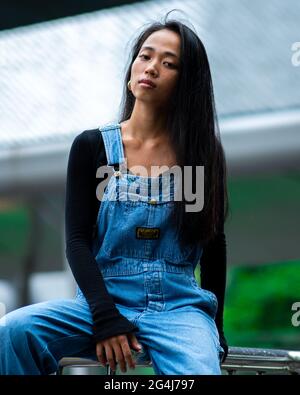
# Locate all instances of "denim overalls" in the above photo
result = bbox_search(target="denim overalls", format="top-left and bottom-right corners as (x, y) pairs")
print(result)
(0, 123), (224, 375)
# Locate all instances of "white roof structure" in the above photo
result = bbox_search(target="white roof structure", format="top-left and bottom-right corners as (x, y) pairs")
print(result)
(0, 0), (300, 194)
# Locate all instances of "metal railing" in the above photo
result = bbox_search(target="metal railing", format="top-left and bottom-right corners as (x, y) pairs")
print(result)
(221, 346), (300, 375)
(57, 346), (300, 375)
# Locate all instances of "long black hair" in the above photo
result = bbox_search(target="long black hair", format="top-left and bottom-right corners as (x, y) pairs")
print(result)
(118, 10), (229, 247)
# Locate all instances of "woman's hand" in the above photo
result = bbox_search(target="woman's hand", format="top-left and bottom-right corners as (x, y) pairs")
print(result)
(96, 332), (142, 373)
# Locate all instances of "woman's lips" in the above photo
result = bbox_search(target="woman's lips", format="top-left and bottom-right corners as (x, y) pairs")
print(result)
(139, 82), (155, 88)
(138, 79), (156, 88)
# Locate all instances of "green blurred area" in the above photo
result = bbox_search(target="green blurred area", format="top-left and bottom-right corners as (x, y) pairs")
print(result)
(0, 206), (30, 257)
(229, 174), (300, 211)
(224, 260), (300, 349)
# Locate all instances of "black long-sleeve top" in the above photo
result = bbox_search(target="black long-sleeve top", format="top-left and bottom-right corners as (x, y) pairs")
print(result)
(65, 128), (228, 359)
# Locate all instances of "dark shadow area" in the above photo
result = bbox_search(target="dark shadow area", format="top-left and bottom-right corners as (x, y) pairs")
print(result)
(0, 0), (146, 30)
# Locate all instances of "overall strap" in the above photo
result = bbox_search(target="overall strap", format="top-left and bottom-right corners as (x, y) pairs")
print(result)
(98, 123), (125, 170)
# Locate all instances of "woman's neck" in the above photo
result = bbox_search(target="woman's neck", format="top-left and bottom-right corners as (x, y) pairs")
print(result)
(124, 101), (169, 142)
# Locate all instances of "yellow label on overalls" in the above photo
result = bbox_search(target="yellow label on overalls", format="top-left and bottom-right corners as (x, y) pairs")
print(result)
(136, 227), (160, 239)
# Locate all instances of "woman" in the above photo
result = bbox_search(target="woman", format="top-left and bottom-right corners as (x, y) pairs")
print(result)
(0, 12), (229, 375)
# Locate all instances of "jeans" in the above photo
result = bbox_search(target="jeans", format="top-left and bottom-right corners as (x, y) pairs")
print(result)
(0, 284), (223, 374)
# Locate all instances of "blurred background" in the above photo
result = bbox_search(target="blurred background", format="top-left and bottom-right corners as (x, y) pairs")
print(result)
(0, 0), (299, 374)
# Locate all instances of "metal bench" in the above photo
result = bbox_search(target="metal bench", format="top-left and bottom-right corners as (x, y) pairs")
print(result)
(56, 346), (300, 375)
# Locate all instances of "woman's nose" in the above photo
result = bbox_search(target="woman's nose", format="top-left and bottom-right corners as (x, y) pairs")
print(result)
(145, 62), (158, 76)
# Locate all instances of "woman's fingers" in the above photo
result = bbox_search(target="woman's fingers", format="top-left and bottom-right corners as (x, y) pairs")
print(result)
(120, 336), (136, 371)
(96, 334), (139, 373)
(96, 342), (107, 368)
(113, 341), (127, 373)
(104, 343), (116, 372)
(127, 333), (143, 352)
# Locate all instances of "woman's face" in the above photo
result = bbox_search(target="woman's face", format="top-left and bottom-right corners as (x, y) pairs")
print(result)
(130, 29), (181, 107)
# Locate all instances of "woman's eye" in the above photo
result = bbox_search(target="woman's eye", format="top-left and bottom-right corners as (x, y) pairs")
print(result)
(139, 55), (176, 68)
